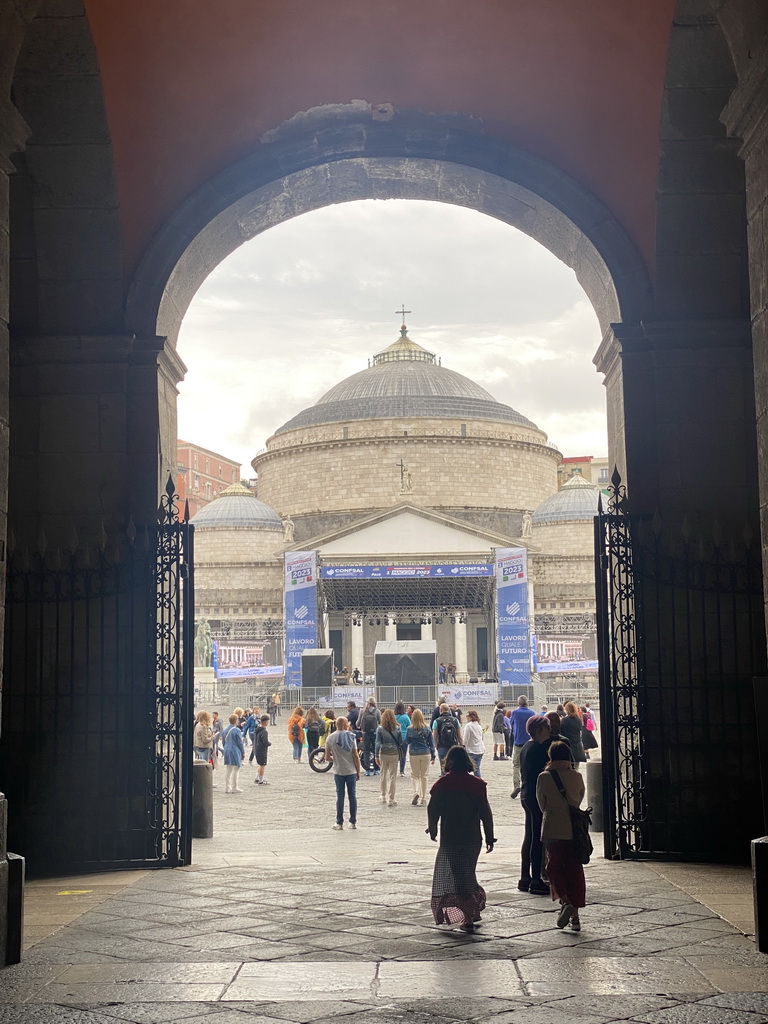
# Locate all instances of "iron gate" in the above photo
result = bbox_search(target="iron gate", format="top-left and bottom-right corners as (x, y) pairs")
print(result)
(1, 478), (195, 875)
(595, 472), (766, 862)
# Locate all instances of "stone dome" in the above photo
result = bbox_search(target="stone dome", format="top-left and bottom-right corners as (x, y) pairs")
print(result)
(532, 474), (601, 524)
(274, 327), (538, 433)
(190, 482), (283, 529)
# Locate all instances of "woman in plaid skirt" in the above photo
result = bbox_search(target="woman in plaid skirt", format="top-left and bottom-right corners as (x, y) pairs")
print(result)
(427, 746), (496, 932)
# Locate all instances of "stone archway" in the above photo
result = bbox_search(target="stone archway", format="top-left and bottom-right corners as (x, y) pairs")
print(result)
(125, 107), (654, 348)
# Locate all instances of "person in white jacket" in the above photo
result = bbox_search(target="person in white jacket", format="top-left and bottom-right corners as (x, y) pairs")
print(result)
(536, 740), (586, 932)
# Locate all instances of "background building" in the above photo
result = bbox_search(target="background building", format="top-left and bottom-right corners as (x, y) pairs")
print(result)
(177, 441), (242, 517)
(557, 455), (610, 492)
(192, 324), (600, 695)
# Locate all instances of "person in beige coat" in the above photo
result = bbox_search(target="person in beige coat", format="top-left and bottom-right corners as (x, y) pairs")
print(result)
(536, 740), (586, 932)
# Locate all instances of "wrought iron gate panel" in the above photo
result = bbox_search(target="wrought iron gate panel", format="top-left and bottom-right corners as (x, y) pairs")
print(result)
(596, 474), (765, 862)
(0, 479), (194, 875)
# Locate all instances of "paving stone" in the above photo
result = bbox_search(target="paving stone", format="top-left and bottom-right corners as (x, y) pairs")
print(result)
(239, 1001), (375, 1022)
(69, 1004), (230, 1023)
(517, 956), (717, 996)
(0, 1008), (134, 1024)
(377, 961), (526, 998)
(27, 983), (230, 1003)
(545, 995), (686, 1020)
(628, 1005), (768, 1024)
(224, 961), (376, 1000)
(699, 994), (768, 1013)
(0, 963), (70, 1001)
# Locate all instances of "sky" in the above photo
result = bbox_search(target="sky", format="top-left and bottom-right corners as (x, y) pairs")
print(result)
(177, 199), (608, 476)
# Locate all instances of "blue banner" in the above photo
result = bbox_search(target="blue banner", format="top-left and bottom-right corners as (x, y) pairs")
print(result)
(495, 547), (531, 687)
(320, 563), (492, 578)
(284, 551), (318, 688)
(537, 660), (599, 674)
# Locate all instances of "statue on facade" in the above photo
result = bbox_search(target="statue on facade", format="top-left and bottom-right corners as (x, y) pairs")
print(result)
(194, 618), (213, 668)
(282, 516), (295, 543)
(522, 510), (533, 539)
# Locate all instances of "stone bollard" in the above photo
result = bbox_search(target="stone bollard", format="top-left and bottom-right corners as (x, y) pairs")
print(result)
(586, 758), (603, 833)
(192, 760), (214, 839)
(752, 837), (768, 952)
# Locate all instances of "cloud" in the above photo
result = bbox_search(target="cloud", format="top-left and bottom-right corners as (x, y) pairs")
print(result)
(177, 199), (607, 473)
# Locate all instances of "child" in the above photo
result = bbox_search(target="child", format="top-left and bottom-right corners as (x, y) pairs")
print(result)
(252, 714), (272, 785)
(222, 713), (245, 793)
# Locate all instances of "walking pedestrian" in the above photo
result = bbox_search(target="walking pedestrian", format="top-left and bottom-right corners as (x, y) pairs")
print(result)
(273, 691), (281, 716)
(358, 697), (381, 776)
(287, 706), (306, 763)
(510, 696), (535, 798)
(375, 708), (404, 806)
(325, 716), (360, 830)
(320, 709), (336, 746)
(211, 711), (223, 757)
(433, 703), (462, 775)
(491, 702), (507, 761)
(462, 710), (485, 777)
(193, 710), (214, 763)
(559, 702), (587, 768)
(503, 708), (513, 757)
(394, 701), (411, 777)
(427, 746), (496, 932)
(518, 714), (551, 895)
(252, 714), (272, 785)
(406, 708), (436, 805)
(536, 740), (587, 931)
(267, 694), (277, 726)
(305, 707), (323, 755)
(222, 713), (245, 793)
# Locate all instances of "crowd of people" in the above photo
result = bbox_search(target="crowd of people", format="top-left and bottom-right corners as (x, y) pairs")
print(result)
(193, 694), (597, 935)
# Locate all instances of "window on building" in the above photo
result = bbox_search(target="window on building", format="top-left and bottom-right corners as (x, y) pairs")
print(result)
(194, 475), (200, 490)
(205, 482), (211, 497)
(570, 602), (576, 607)
(460, 423), (467, 437)
(219, 464), (223, 478)
(599, 468), (609, 483)
(205, 459), (210, 473)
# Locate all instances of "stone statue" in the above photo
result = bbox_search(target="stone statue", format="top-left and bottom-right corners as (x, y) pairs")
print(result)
(522, 510), (533, 539)
(194, 619), (213, 668)
(401, 468), (413, 493)
(282, 516), (295, 543)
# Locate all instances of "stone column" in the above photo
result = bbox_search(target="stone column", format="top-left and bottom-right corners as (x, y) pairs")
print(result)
(420, 620), (432, 641)
(351, 622), (364, 679)
(385, 620), (397, 641)
(454, 619), (468, 675)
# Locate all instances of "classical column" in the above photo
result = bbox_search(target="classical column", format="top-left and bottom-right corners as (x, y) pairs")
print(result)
(420, 620), (432, 640)
(385, 620), (397, 641)
(350, 622), (364, 679)
(454, 619), (468, 676)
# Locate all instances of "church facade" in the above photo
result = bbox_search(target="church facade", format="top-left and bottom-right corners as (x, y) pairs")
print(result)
(192, 324), (600, 695)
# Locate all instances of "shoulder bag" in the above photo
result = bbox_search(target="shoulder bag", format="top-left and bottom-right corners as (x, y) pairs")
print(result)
(550, 770), (593, 864)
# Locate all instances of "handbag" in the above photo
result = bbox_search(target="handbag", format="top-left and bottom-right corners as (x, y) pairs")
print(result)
(550, 770), (593, 864)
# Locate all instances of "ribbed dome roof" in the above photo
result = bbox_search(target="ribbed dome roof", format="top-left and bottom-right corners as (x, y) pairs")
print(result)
(191, 482), (283, 530)
(274, 327), (538, 434)
(532, 474), (601, 524)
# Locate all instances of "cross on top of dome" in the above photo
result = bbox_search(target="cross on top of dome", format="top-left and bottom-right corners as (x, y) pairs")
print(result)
(373, 308), (437, 365)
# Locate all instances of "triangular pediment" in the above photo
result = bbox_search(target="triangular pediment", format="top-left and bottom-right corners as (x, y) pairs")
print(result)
(287, 502), (529, 557)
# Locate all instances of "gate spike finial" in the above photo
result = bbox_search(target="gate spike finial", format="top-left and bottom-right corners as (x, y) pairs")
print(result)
(98, 521), (108, 552)
(597, 492), (603, 513)
(680, 514), (692, 544)
(165, 474), (176, 498)
(37, 528), (48, 559)
(183, 498), (190, 524)
(126, 516), (137, 546)
(68, 525), (80, 555)
(651, 509), (663, 537)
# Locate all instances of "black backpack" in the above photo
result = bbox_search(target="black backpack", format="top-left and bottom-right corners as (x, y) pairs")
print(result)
(361, 708), (378, 732)
(438, 714), (459, 748)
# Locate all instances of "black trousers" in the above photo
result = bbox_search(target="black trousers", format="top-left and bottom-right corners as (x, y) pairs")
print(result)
(520, 796), (544, 884)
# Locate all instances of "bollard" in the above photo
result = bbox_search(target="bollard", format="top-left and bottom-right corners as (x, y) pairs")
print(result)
(752, 837), (768, 952)
(586, 758), (603, 833)
(192, 760), (214, 839)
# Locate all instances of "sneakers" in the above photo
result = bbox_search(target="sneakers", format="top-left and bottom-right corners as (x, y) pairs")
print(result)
(233, 787), (243, 794)
(388, 800), (397, 807)
(510, 786), (521, 799)
(380, 794), (386, 802)
(529, 881), (550, 896)
(493, 755), (499, 761)
(332, 823), (343, 830)
(349, 823), (357, 829)
(412, 794), (419, 805)
(365, 771), (372, 777)
(399, 772), (406, 777)
(570, 916), (581, 932)
(419, 798), (426, 805)
(556, 904), (574, 929)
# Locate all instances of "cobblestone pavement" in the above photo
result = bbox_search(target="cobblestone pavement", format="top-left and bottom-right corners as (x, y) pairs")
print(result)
(4, 722), (767, 1023)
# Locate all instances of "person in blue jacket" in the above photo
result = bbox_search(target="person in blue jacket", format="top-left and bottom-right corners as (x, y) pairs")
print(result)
(222, 713), (245, 793)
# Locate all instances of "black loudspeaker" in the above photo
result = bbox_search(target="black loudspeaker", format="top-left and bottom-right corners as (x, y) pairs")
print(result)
(375, 652), (436, 688)
(301, 649), (333, 688)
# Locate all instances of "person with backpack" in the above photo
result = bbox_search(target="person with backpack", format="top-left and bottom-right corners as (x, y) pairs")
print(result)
(252, 714), (272, 786)
(358, 698), (381, 776)
(536, 739), (587, 931)
(287, 706), (306, 763)
(432, 702), (462, 775)
(491, 702), (508, 761)
(375, 708), (404, 806)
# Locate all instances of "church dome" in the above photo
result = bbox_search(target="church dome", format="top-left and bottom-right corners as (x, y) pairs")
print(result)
(532, 474), (601, 524)
(190, 482), (283, 529)
(274, 326), (538, 433)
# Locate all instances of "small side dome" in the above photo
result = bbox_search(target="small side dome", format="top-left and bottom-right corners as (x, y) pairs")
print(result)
(532, 474), (601, 524)
(191, 482), (283, 530)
